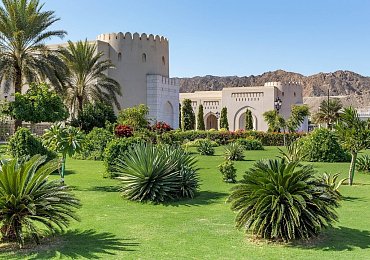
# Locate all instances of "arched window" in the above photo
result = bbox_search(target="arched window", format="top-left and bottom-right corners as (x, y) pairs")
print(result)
(118, 52), (122, 61)
(294, 92), (296, 97)
(162, 56), (166, 65)
(142, 53), (147, 62)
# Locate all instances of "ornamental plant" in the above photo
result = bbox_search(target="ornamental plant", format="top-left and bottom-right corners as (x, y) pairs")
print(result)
(114, 143), (199, 202)
(181, 99), (195, 131)
(115, 124), (134, 138)
(218, 160), (237, 183)
(197, 139), (215, 155)
(224, 142), (245, 161)
(228, 159), (340, 241)
(151, 121), (173, 134)
(220, 107), (229, 130)
(356, 154), (370, 173)
(197, 104), (205, 130)
(0, 155), (80, 247)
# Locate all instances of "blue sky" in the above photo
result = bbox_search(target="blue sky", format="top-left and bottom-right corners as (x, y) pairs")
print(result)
(44, 0), (370, 77)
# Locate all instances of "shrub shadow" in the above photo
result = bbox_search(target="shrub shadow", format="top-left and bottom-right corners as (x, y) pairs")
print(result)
(50, 169), (77, 176)
(292, 226), (370, 251)
(164, 190), (228, 207)
(88, 185), (121, 193)
(8, 229), (139, 259)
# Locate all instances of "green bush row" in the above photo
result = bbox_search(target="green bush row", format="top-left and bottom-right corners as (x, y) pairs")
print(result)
(159, 130), (305, 146)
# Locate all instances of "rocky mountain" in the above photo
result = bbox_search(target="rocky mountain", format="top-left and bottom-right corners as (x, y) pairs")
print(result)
(179, 70), (370, 110)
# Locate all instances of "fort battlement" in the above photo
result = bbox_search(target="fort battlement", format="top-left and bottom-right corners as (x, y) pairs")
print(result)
(97, 32), (168, 45)
(264, 81), (302, 87)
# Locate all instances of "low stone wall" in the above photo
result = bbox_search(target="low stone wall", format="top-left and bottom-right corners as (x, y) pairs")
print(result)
(0, 122), (51, 141)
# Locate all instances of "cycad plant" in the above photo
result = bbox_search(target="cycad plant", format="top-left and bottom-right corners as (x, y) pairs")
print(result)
(356, 154), (370, 173)
(114, 143), (199, 202)
(278, 141), (307, 163)
(228, 159), (340, 241)
(224, 142), (244, 161)
(0, 155), (80, 247)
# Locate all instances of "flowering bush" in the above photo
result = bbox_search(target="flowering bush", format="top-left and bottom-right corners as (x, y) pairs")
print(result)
(115, 124), (134, 138)
(151, 121), (172, 134)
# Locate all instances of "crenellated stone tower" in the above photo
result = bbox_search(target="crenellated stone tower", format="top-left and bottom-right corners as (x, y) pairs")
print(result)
(95, 32), (179, 128)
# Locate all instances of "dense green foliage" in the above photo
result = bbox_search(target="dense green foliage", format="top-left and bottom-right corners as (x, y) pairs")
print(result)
(9, 83), (68, 123)
(114, 143), (199, 202)
(236, 138), (264, 150)
(181, 99), (195, 131)
(228, 159), (340, 241)
(103, 137), (142, 177)
(70, 102), (116, 132)
(336, 107), (370, 185)
(117, 104), (149, 130)
(218, 160), (237, 183)
(220, 107), (229, 130)
(286, 105), (310, 132)
(299, 128), (350, 162)
(0, 155), (80, 247)
(263, 110), (285, 132)
(224, 142), (244, 161)
(197, 104), (205, 130)
(245, 109), (253, 130)
(8, 128), (56, 160)
(75, 127), (114, 160)
(356, 154), (370, 173)
(196, 139), (215, 155)
(184, 138), (218, 148)
(58, 40), (121, 116)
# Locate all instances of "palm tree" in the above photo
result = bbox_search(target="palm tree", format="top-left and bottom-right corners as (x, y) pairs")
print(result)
(314, 98), (343, 128)
(58, 40), (121, 117)
(335, 107), (370, 185)
(0, 0), (67, 128)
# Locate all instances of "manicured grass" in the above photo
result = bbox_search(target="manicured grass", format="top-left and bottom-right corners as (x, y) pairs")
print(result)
(1, 146), (370, 259)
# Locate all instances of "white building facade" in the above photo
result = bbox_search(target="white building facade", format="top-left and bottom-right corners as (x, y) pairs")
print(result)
(180, 82), (307, 132)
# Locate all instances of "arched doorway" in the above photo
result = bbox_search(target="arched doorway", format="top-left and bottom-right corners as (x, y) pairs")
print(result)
(163, 101), (174, 127)
(206, 114), (218, 130)
(238, 113), (257, 130)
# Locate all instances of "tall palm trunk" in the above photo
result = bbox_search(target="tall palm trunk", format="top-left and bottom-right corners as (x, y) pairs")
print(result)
(77, 95), (84, 116)
(348, 151), (357, 186)
(14, 65), (22, 130)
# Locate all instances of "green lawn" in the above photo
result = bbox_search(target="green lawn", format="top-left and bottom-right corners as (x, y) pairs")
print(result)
(1, 146), (370, 259)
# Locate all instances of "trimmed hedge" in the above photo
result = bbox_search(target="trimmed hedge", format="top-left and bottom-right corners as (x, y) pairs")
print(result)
(159, 130), (305, 146)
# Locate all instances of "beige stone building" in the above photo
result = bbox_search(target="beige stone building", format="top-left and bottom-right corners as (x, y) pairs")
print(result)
(180, 82), (307, 132)
(1, 32), (180, 128)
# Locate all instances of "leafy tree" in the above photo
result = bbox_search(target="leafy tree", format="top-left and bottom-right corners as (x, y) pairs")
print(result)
(0, 155), (80, 247)
(263, 110), (285, 132)
(263, 105), (309, 133)
(58, 40), (121, 117)
(178, 103), (182, 129)
(245, 109), (253, 130)
(181, 99), (195, 131)
(43, 124), (84, 183)
(9, 83), (68, 124)
(0, 0), (66, 129)
(118, 104), (149, 130)
(313, 98), (343, 129)
(70, 102), (116, 132)
(197, 104), (205, 130)
(286, 105), (309, 132)
(220, 107), (229, 130)
(335, 107), (370, 185)
(228, 159), (340, 241)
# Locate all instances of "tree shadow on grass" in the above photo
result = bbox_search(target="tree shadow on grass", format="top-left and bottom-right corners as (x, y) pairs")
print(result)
(342, 196), (365, 202)
(163, 190), (228, 207)
(6, 229), (139, 259)
(292, 226), (370, 251)
(50, 169), (77, 176)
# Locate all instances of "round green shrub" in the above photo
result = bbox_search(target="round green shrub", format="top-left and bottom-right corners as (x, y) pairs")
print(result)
(103, 137), (142, 177)
(75, 127), (114, 160)
(236, 138), (264, 150)
(218, 160), (237, 183)
(197, 139), (215, 155)
(299, 128), (350, 162)
(228, 159), (340, 241)
(8, 128), (56, 160)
